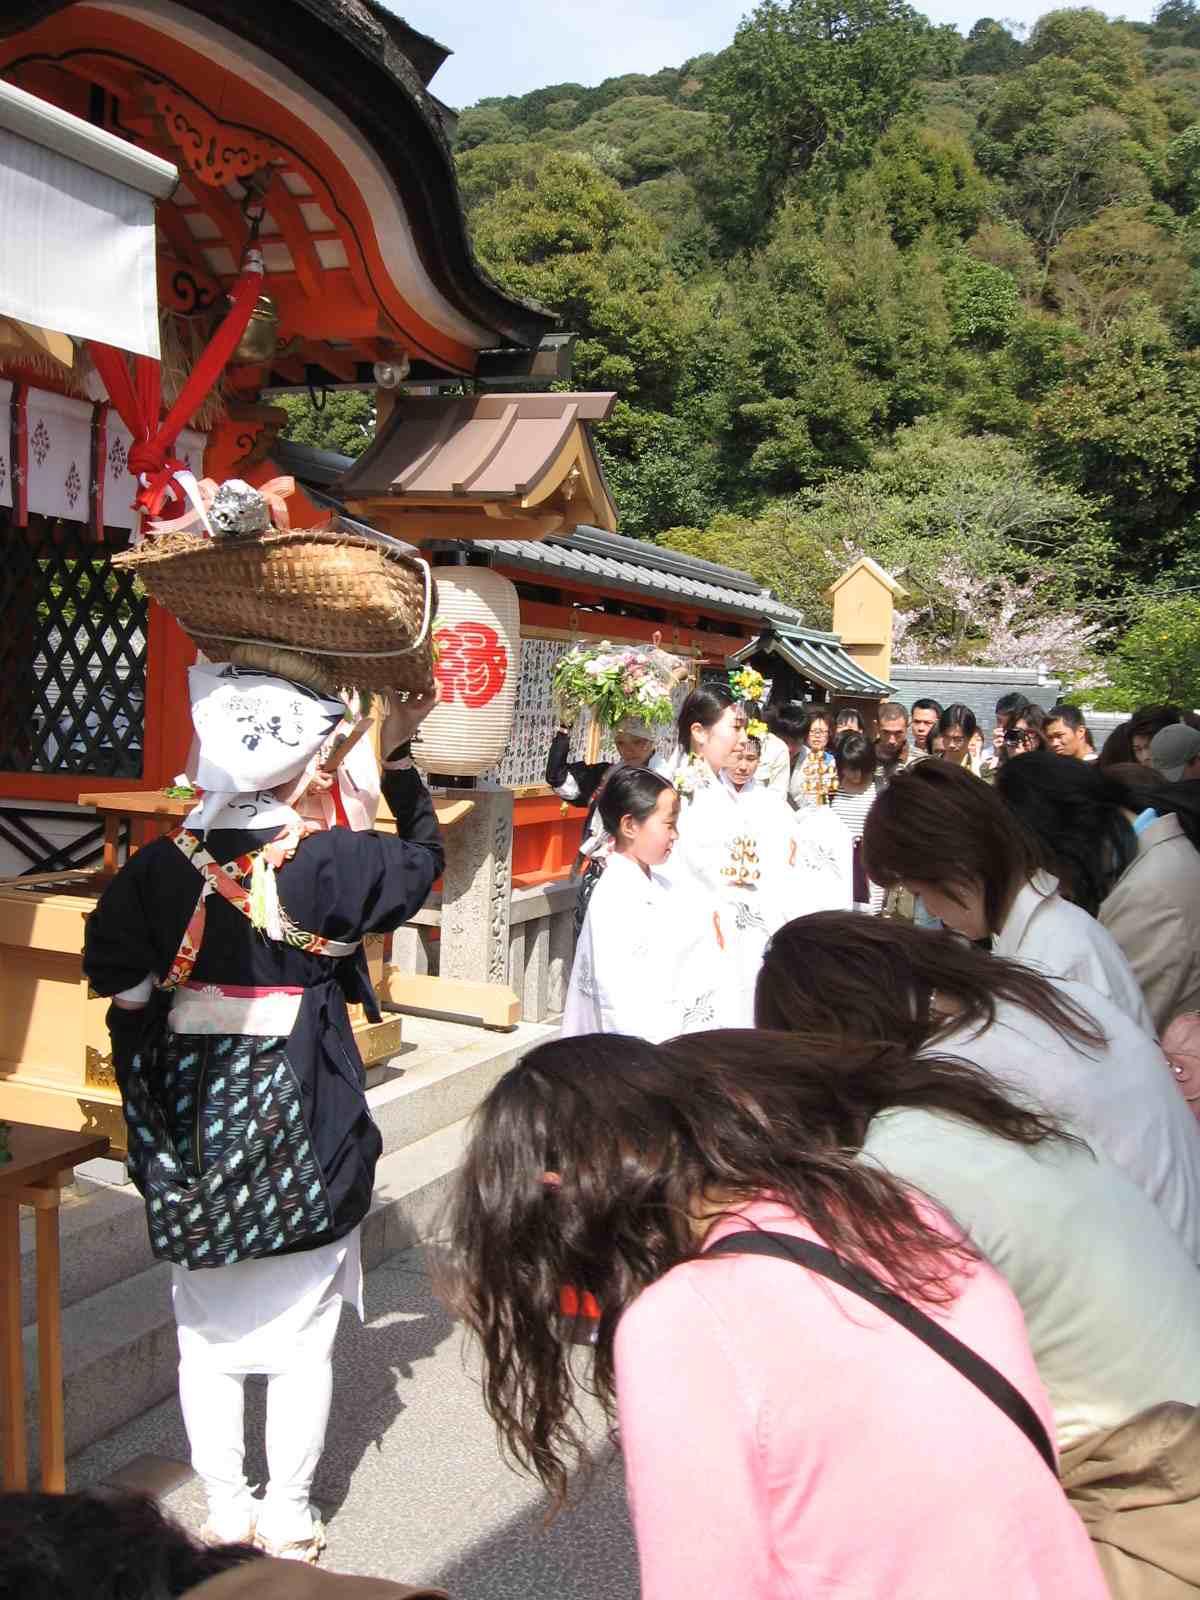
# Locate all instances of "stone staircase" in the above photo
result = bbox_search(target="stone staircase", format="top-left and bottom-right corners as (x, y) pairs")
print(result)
(17, 1013), (559, 1472)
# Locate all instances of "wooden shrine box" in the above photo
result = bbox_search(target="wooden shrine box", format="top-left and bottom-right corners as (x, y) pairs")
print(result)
(0, 873), (122, 1148)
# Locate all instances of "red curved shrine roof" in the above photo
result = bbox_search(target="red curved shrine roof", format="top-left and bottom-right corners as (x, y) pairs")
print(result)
(0, 0), (557, 377)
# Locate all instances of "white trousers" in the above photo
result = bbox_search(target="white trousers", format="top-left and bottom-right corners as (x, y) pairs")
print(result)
(178, 1347), (334, 1545)
(172, 1237), (356, 1546)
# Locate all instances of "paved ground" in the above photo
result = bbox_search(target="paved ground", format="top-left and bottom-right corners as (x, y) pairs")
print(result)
(68, 1246), (641, 1598)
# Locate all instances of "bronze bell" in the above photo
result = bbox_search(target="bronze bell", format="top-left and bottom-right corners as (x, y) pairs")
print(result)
(231, 294), (280, 365)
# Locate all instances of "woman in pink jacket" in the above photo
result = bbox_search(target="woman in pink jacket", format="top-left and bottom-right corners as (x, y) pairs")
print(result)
(443, 1033), (1105, 1599)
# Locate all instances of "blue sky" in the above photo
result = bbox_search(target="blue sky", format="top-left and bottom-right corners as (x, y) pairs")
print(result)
(391, 0), (1160, 109)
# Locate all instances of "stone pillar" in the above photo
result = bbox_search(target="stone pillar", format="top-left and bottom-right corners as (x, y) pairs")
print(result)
(438, 787), (514, 988)
(522, 919), (550, 1022)
(547, 909), (574, 1015)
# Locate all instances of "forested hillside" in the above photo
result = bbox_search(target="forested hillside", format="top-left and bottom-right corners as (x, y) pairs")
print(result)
(289, 2), (1200, 703)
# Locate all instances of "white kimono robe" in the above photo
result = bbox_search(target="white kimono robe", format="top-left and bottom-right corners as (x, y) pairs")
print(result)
(661, 774), (853, 1026)
(561, 850), (719, 1042)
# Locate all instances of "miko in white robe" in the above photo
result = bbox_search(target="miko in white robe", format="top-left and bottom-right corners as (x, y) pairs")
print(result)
(561, 850), (720, 1041)
(662, 772), (853, 1025)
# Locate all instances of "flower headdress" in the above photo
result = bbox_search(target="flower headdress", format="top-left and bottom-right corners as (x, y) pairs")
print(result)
(729, 665), (765, 703)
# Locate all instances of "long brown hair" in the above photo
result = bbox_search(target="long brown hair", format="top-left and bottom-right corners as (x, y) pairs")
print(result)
(756, 911), (1105, 1054)
(438, 1028), (1069, 1504)
(863, 758), (1048, 933)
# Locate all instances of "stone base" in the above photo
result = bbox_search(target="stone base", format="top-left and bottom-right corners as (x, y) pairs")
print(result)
(76, 1154), (131, 1187)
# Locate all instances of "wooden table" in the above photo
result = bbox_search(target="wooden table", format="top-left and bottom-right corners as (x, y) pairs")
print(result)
(0, 1122), (109, 1490)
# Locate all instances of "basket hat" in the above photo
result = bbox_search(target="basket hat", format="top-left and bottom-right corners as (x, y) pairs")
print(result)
(113, 505), (436, 697)
(1149, 723), (1200, 782)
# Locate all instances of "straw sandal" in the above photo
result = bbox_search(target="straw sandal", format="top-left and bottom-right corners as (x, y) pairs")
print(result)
(254, 1516), (327, 1565)
(200, 1516), (257, 1548)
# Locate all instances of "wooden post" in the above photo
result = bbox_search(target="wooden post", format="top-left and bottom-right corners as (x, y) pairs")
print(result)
(34, 1187), (65, 1491)
(0, 1197), (27, 1489)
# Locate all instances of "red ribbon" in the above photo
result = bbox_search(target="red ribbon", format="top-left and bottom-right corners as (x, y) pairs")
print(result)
(86, 252), (264, 517)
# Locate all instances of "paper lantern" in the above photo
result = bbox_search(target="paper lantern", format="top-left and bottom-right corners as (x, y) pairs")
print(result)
(414, 564), (521, 777)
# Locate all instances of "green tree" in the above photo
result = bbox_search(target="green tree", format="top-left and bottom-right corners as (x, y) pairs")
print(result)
(870, 123), (991, 246)
(1033, 301), (1200, 571)
(944, 250), (1022, 344)
(1159, 122), (1200, 212)
(657, 508), (841, 624)
(454, 106), (522, 152)
(595, 404), (717, 536)
(698, 0), (953, 249)
(1004, 107), (1153, 270)
(464, 150), (690, 407)
(1026, 8), (1145, 88)
(960, 17), (1025, 75)
(1103, 595), (1200, 706)
(1048, 206), (1190, 333)
(276, 391), (375, 457)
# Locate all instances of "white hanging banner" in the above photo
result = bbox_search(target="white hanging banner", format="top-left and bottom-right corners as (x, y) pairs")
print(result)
(25, 388), (92, 522)
(0, 127), (162, 360)
(0, 379), (208, 527)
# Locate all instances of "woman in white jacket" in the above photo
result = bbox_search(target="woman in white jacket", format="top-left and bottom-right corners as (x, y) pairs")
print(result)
(754, 924), (1200, 1597)
(758, 912), (1200, 1261)
(863, 757), (1153, 1032)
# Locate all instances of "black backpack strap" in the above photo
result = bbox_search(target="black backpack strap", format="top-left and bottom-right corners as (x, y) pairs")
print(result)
(705, 1230), (1057, 1477)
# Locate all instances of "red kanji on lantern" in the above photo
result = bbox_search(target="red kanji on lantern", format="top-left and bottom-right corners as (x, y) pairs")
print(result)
(433, 621), (508, 708)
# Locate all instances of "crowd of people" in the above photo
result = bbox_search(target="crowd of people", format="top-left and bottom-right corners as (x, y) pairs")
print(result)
(451, 684), (1200, 1598)
(19, 673), (1200, 1600)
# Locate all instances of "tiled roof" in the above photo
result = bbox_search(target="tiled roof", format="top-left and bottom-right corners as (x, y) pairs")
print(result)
(731, 626), (893, 697)
(340, 393), (615, 515)
(477, 525), (805, 628)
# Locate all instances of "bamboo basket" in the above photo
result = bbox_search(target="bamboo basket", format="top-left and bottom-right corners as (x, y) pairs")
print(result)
(114, 523), (436, 695)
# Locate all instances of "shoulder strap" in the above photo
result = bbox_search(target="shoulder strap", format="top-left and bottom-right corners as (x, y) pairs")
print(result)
(705, 1230), (1057, 1477)
(162, 828), (359, 989)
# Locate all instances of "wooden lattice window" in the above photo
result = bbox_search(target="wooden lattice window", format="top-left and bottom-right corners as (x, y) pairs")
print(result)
(0, 514), (147, 777)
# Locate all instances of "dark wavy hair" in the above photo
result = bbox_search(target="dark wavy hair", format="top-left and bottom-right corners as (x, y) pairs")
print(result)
(675, 683), (736, 756)
(596, 765), (673, 838)
(767, 702), (808, 744)
(996, 751), (1200, 914)
(0, 1490), (259, 1600)
(1010, 704), (1048, 751)
(438, 1028), (1069, 1504)
(835, 707), (865, 733)
(863, 757), (1047, 933)
(756, 910), (1104, 1056)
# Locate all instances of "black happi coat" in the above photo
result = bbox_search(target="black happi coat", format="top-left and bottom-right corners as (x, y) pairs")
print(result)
(83, 766), (442, 1258)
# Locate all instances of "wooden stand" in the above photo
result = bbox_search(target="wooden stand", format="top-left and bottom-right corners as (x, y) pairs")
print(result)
(0, 1122), (109, 1490)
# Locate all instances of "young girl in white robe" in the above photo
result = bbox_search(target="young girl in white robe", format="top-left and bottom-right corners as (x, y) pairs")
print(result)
(562, 767), (717, 1040)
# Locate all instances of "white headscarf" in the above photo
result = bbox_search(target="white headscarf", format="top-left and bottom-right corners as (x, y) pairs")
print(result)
(186, 663), (344, 833)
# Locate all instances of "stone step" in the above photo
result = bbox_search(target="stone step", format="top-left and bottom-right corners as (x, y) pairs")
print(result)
(16, 1175), (151, 1329)
(367, 1015), (553, 1159)
(17, 1018), (555, 1323)
(22, 1116), (478, 1469)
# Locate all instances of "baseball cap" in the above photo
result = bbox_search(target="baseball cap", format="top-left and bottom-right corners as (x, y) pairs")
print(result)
(1149, 723), (1200, 782)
